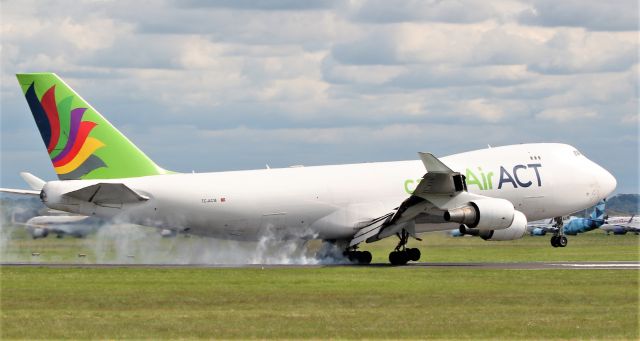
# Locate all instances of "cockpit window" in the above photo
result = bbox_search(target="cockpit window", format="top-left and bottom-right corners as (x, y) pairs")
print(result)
(573, 150), (582, 157)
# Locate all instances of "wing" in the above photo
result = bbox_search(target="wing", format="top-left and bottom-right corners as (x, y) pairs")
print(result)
(350, 152), (511, 247)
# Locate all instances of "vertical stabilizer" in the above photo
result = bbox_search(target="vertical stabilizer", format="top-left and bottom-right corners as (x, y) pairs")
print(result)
(16, 73), (171, 180)
(590, 200), (606, 221)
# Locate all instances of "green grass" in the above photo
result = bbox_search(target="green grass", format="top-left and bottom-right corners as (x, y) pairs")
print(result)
(1, 267), (638, 339)
(1, 230), (639, 339)
(362, 230), (640, 263)
(2, 226), (639, 264)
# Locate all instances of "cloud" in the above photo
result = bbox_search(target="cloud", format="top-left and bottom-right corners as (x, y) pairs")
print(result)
(518, 0), (639, 32)
(0, 0), (638, 193)
(527, 30), (637, 74)
(177, 0), (339, 11)
(348, 0), (498, 24)
(535, 107), (598, 122)
(385, 65), (532, 89)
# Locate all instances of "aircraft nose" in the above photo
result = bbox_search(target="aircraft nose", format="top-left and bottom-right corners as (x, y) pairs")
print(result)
(596, 167), (617, 198)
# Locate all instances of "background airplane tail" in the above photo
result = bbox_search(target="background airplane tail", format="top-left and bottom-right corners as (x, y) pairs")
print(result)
(16, 73), (170, 180)
(590, 200), (606, 221)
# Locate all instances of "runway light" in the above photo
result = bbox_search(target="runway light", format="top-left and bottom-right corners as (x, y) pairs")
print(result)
(78, 254), (86, 258)
(31, 252), (40, 257)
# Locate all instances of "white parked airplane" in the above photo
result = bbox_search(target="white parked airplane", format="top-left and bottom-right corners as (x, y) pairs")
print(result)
(0, 73), (617, 264)
(600, 216), (640, 235)
(15, 214), (102, 239)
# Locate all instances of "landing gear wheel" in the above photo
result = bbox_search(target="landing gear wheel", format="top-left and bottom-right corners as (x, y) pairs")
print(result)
(550, 216), (567, 248)
(558, 236), (568, 247)
(346, 252), (356, 262)
(345, 250), (372, 264)
(407, 248), (421, 262)
(358, 251), (372, 264)
(389, 251), (409, 265)
(387, 229), (421, 265)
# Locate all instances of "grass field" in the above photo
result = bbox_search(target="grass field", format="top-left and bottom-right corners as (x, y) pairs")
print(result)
(1, 222), (640, 264)
(1, 228), (639, 339)
(2, 267), (638, 339)
(1, 226), (638, 263)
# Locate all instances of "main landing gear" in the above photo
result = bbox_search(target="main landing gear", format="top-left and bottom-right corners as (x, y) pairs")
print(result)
(388, 230), (421, 265)
(344, 249), (372, 264)
(550, 216), (568, 248)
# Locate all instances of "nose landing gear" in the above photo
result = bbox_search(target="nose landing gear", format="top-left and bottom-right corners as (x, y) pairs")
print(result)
(550, 216), (568, 248)
(550, 235), (568, 247)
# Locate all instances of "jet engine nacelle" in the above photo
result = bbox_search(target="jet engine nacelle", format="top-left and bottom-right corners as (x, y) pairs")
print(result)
(160, 229), (178, 238)
(444, 198), (515, 231)
(31, 227), (49, 239)
(459, 211), (527, 241)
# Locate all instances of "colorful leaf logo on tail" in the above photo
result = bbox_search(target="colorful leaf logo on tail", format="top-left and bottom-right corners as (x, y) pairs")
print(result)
(25, 83), (106, 179)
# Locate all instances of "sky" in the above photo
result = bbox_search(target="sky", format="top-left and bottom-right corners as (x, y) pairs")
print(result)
(0, 0), (638, 193)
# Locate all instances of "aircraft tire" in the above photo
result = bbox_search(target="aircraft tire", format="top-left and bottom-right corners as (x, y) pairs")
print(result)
(389, 251), (409, 265)
(358, 251), (372, 265)
(558, 236), (568, 247)
(550, 236), (559, 247)
(407, 248), (421, 261)
(344, 251), (360, 263)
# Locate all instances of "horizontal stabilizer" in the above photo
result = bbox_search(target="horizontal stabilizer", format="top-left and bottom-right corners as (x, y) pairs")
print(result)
(64, 183), (148, 205)
(0, 188), (40, 196)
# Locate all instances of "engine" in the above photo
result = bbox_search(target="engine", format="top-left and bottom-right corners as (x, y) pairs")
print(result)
(458, 211), (528, 241)
(444, 198), (515, 231)
(30, 227), (49, 239)
(160, 229), (178, 238)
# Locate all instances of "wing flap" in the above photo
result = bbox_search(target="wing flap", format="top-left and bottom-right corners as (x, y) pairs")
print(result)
(64, 183), (148, 205)
(349, 213), (393, 247)
(349, 152), (474, 246)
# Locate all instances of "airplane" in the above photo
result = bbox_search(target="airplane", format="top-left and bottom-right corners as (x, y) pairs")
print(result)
(14, 214), (103, 239)
(526, 217), (557, 235)
(6, 172), (187, 239)
(526, 200), (607, 245)
(0, 73), (617, 264)
(600, 216), (640, 235)
(3, 172), (101, 238)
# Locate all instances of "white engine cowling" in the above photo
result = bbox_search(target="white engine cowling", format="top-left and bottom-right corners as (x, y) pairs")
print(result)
(160, 229), (177, 238)
(480, 210), (527, 241)
(458, 210), (527, 241)
(31, 227), (48, 239)
(444, 198), (515, 231)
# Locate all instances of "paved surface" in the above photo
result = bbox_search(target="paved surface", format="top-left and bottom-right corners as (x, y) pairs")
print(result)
(1, 261), (638, 270)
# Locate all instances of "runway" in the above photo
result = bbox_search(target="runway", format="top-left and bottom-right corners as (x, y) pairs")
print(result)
(1, 261), (638, 270)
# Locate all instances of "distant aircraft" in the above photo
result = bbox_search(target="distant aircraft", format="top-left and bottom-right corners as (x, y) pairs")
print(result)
(449, 229), (465, 237)
(525, 200), (607, 246)
(13, 214), (103, 239)
(0, 73), (616, 264)
(600, 216), (640, 235)
(526, 217), (557, 236)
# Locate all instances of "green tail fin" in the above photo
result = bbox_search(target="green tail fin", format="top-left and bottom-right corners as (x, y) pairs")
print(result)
(16, 73), (171, 180)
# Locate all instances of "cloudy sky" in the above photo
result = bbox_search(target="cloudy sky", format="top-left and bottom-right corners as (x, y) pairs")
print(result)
(1, 0), (638, 193)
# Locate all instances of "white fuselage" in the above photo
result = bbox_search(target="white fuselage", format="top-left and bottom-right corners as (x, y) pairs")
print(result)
(41, 143), (616, 241)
